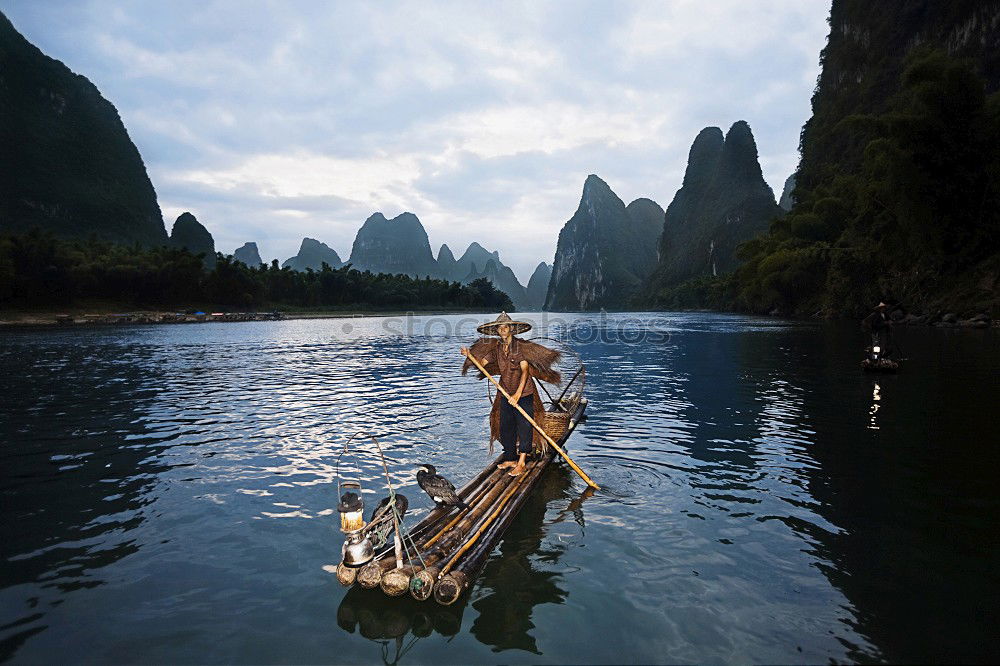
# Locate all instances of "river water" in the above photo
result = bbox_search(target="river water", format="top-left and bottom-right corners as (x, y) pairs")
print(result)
(1, 312), (998, 664)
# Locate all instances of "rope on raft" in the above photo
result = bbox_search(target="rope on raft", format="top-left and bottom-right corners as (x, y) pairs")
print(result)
(336, 376), (589, 602)
(337, 430), (423, 569)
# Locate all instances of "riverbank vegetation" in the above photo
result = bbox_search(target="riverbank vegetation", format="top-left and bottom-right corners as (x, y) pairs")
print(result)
(0, 231), (514, 312)
(649, 50), (1000, 318)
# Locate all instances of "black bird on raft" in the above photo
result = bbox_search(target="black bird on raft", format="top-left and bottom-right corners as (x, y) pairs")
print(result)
(416, 464), (468, 510)
(367, 493), (408, 548)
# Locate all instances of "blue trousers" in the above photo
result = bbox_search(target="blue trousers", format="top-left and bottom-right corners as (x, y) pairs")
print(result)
(499, 395), (535, 461)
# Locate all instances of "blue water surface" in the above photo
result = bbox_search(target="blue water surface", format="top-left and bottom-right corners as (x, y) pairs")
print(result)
(1, 312), (998, 664)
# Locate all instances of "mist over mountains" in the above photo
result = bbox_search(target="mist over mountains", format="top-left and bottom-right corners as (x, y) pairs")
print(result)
(6, 1), (993, 317)
(0, 8), (787, 315)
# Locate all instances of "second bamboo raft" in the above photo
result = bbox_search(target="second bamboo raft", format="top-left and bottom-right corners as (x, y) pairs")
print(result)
(336, 398), (588, 605)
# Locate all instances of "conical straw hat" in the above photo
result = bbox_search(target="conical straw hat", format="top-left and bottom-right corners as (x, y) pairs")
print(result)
(476, 311), (531, 336)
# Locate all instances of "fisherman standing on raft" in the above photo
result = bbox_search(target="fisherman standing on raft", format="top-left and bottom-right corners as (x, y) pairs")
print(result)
(862, 301), (895, 357)
(461, 313), (560, 478)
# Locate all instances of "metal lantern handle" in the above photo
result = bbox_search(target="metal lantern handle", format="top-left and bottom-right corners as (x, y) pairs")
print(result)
(335, 431), (408, 569)
(335, 431), (397, 501)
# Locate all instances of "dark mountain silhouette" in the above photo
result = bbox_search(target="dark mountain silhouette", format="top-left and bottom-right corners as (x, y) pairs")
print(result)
(731, 0), (1000, 316)
(169, 212), (215, 269)
(233, 242), (264, 267)
(525, 262), (552, 311)
(646, 121), (780, 297)
(454, 243), (500, 282)
(441, 242), (527, 309)
(546, 175), (663, 310)
(0, 11), (166, 246)
(348, 212), (437, 278)
(625, 197), (665, 280)
(461, 258), (529, 310)
(436, 244), (458, 280)
(282, 238), (343, 271)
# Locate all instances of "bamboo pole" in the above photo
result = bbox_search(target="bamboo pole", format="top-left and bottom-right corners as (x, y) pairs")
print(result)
(376, 402), (586, 603)
(434, 457), (550, 605)
(381, 564), (419, 596)
(556, 366), (585, 405)
(420, 465), (504, 549)
(433, 571), (468, 605)
(457, 455), (552, 571)
(393, 529), (403, 569)
(369, 465), (518, 597)
(439, 459), (535, 576)
(409, 565), (440, 601)
(379, 472), (507, 597)
(357, 557), (397, 588)
(344, 457), (501, 575)
(435, 401), (585, 604)
(354, 395), (589, 599)
(336, 562), (358, 586)
(463, 351), (599, 489)
(426, 469), (520, 556)
(408, 457), (501, 539)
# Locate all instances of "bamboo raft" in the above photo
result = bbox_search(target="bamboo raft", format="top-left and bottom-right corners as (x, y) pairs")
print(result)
(335, 397), (588, 606)
(861, 357), (900, 372)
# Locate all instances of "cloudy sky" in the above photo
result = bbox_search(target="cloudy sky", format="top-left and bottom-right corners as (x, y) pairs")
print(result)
(5, 0), (830, 282)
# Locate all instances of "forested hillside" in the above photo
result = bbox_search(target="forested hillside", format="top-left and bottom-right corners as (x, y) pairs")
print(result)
(727, 1), (1000, 316)
(0, 12), (166, 246)
(0, 232), (513, 311)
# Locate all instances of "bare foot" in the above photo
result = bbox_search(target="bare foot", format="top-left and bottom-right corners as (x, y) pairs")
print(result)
(497, 461), (516, 469)
(508, 464), (525, 477)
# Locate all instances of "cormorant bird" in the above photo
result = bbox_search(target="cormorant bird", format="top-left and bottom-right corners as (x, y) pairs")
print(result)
(367, 493), (408, 548)
(416, 464), (468, 510)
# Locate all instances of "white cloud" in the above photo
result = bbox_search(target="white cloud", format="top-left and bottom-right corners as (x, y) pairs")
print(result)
(172, 152), (423, 204)
(429, 102), (668, 159)
(4, 0), (831, 282)
(614, 0), (823, 58)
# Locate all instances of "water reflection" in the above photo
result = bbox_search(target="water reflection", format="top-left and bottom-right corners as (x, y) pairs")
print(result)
(333, 463), (581, 662)
(337, 588), (466, 664)
(868, 381), (881, 430)
(470, 463), (577, 654)
(3, 316), (998, 663)
(769, 325), (1000, 663)
(0, 341), (167, 661)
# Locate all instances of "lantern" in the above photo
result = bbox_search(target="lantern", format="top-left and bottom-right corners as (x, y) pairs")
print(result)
(334, 432), (404, 570)
(337, 480), (374, 567)
(337, 481), (365, 533)
(340, 529), (375, 568)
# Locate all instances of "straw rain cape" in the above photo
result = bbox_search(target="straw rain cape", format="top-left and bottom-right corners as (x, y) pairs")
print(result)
(461, 337), (561, 451)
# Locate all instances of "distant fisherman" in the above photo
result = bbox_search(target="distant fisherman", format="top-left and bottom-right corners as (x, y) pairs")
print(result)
(461, 312), (560, 477)
(862, 301), (895, 357)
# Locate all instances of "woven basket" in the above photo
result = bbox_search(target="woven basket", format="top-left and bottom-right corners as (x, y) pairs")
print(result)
(539, 410), (570, 441)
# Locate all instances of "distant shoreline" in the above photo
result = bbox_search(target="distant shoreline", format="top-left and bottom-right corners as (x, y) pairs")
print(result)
(2, 307), (994, 330)
(0, 306), (498, 328)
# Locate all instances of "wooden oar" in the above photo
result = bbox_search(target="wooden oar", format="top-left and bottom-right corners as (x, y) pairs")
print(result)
(463, 351), (600, 490)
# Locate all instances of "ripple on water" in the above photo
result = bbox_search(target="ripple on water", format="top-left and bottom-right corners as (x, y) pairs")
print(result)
(2, 314), (998, 663)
